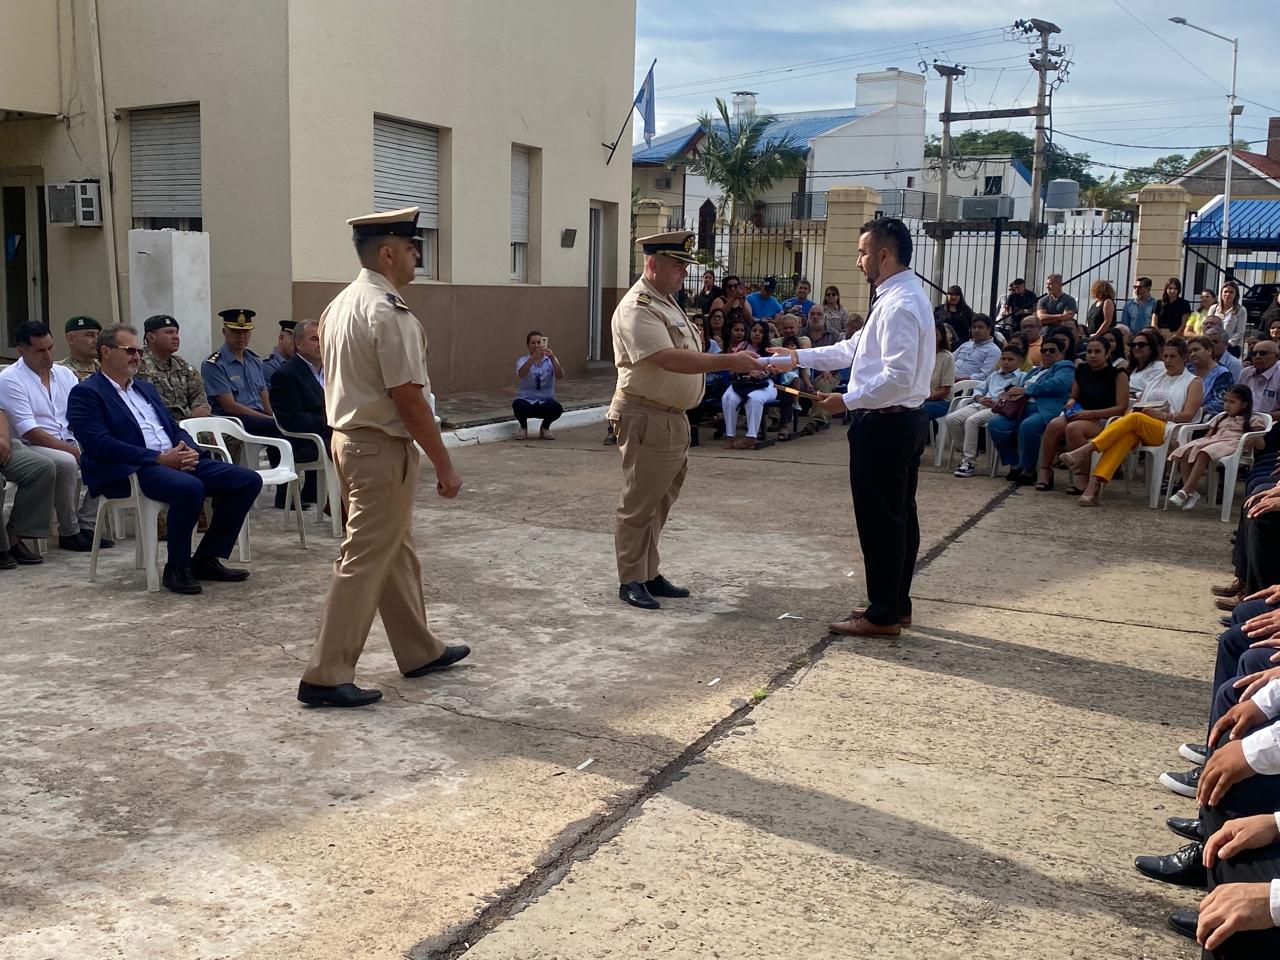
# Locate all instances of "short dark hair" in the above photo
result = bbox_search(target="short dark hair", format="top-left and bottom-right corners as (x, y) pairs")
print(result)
(354, 233), (406, 267)
(97, 323), (138, 360)
(970, 314), (992, 330)
(1189, 335), (1214, 353)
(1137, 276), (1152, 288)
(1002, 343), (1026, 359)
(1164, 336), (1189, 359)
(15, 321), (51, 346)
(860, 218), (912, 267)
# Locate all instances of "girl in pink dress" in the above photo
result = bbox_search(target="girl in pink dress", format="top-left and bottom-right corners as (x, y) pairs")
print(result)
(1167, 385), (1266, 510)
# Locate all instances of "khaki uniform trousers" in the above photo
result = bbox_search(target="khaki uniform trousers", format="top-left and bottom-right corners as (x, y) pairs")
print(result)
(611, 398), (689, 584)
(303, 427), (446, 686)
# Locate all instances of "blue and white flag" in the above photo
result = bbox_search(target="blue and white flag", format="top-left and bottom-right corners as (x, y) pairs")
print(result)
(634, 60), (656, 147)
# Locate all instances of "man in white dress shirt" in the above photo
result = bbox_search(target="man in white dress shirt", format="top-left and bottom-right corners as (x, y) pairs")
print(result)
(768, 218), (933, 637)
(0, 321), (106, 551)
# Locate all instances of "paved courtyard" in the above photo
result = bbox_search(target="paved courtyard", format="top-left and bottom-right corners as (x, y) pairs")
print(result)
(3, 423), (1218, 959)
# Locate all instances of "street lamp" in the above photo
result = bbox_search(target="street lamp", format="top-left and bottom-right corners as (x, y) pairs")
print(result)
(1170, 16), (1240, 281)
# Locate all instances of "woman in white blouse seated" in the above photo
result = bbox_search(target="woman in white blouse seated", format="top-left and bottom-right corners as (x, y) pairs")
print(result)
(1055, 336), (1203, 506)
(1124, 328), (1166, 397)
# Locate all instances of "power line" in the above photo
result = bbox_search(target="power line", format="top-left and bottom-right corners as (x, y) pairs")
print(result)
(1056, 130), (1268, 151)
(1108, 0), (1229, 94)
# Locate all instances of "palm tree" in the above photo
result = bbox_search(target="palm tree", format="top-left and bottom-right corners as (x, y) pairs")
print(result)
(683, 98), (807, 223)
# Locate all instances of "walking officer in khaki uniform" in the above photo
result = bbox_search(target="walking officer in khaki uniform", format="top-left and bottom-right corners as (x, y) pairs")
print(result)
(611, 231), (764, 609)
(298, 206), (470, 709)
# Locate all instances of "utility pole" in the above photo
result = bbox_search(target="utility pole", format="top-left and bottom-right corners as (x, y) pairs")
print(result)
(929, 63), (965, 306)
(1019, 18), (1062, 289)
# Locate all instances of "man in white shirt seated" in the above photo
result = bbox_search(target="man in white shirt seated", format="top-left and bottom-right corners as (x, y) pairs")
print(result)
(0, 321), (106, 551)
(66, 324), (263, 596)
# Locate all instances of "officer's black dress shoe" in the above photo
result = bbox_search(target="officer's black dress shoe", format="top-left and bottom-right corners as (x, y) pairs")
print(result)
(1167, 907), (1199, 940)
(59, 533), (92, 552)
(1166, 816), (1204, 842)
(0, 550), (15, 571)
(1134, 842), (1207, 887)
(297, 681), (383, 708)
(162, 564), (203, 595)
(403, 644), (471, 677)
(191, 557), (250, 582)
(10, 540), (42, 565)
(645, 574), (690, 599)
(619, 581), (660, 610)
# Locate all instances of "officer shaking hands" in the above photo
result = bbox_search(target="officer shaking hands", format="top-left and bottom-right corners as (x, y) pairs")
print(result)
(298, 206), (469, 709)
(610, 230), (763, 611)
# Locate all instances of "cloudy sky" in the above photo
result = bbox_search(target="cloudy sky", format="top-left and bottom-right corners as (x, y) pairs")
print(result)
(633, 0), (1278, 176)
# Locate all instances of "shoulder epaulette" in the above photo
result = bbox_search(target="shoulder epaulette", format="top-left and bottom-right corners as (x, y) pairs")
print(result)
(636, 292), (652, 306)
(205, 353), (219, 363)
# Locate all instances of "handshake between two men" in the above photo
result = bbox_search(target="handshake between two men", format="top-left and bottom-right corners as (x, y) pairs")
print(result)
(762, 347), (849, 415)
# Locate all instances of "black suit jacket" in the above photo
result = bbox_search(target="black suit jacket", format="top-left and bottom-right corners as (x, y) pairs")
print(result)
(269, 355), (331, 446)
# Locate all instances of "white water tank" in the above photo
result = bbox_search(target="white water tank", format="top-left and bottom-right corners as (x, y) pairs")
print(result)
(1045, 179), (1080, 209)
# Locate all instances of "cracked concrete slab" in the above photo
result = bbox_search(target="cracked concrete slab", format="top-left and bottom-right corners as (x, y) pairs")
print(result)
(3, 425), (998, 959)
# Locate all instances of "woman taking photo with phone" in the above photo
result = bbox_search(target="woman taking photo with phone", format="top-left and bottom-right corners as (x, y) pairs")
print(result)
(514, 329), (564, 440)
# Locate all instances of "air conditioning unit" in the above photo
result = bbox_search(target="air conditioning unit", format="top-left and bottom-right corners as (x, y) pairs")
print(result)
(654, 175), (672, 190)
(959, 195), (1015, 220)
(46, 181), (103, 227)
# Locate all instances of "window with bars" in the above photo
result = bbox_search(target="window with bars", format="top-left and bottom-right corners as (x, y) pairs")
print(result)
(130, 104), (202, 230)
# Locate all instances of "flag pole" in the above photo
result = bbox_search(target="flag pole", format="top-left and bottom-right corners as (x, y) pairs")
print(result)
(605, 59), (656, 165)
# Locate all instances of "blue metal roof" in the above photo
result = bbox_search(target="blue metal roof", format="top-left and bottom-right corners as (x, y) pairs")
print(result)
(632, 108), (871, 165)
(1186, 198), (1280, 248)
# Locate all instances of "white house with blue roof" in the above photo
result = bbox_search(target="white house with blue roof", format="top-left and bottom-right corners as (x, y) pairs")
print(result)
(633, 69), (926, 228)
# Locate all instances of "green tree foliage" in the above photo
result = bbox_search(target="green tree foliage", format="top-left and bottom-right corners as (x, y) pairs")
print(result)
(683, 98), (808, 220)
(925, 130), (1097, 187)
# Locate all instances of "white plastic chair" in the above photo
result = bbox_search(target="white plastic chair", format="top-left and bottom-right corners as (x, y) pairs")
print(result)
(935, 394), (1001, 476)
(180, 416), (306, 559)
(932, 379), (980, 467)
(273, 415), (341, 537)
(88, 474), (163, 592)
(1162, 412), (1272, 520)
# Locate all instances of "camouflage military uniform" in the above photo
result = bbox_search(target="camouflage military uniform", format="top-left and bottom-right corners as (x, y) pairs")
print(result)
(136, 348), (208, 420)
(55, 357), (98, 382)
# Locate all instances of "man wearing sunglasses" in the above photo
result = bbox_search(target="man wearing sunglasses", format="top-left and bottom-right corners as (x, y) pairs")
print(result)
(66, 324), (263, 596)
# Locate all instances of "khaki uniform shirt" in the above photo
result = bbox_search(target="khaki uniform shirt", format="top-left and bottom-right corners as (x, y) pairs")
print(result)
(320, 267), (431, 439)
(56, 357), (98, 382)
(136, 349), (208, 421)
(609, 275), (703, 416)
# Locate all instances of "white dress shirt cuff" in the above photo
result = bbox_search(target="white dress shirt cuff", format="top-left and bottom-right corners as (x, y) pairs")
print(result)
(1271, 879), (1280, 928)
(1253, 679), (1280, 720)
(1242, 725), (1280, 776)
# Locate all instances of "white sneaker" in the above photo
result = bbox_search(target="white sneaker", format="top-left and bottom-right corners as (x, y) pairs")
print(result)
(953, 458), (976, 478)
(1167, 489), (1188, 507)
(1182, 491), (1201, 511)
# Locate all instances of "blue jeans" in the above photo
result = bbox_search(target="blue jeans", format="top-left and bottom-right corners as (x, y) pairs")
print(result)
(923, 399), (950, 423)
(988, 410), (1054, 472)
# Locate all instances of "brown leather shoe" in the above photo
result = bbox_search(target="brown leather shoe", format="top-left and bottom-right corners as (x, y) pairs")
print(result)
(847, 607), (912, 627)
(1211, 579), (1244, 598)
(828, 616), (902, 637)
(1214, 595), (1242, 611)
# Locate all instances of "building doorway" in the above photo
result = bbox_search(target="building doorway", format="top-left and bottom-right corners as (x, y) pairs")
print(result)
(587, 205), (603, 361)
(0, 175), (45, 354)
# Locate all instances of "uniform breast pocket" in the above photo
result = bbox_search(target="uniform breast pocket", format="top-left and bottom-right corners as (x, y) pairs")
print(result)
(341, 441), (381, 458)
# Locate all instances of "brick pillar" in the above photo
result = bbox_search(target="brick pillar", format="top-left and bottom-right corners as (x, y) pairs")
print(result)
(631, 199), (665, 278)
(1135, 184), (1190, 288)
(822, 186), (880, 317)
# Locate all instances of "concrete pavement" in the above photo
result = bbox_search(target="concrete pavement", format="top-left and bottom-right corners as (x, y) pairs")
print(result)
(2, 424), (1219, 958)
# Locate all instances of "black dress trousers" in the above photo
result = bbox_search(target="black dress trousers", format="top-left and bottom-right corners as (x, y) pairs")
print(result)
(847, 407), (929, 625)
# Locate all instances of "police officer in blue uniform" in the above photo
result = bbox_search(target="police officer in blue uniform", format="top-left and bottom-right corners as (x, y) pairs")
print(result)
(201, 308), (294, 506)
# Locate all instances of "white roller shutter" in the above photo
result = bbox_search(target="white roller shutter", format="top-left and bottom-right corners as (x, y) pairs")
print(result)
(130, 105), (202, 219)
(511, 145), (530, 244)
(373, 115), (439, 229)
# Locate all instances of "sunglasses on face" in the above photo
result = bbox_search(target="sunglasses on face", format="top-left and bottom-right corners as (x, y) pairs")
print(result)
(111, 345), (143, 357)
(1041, 346), (1059, 354)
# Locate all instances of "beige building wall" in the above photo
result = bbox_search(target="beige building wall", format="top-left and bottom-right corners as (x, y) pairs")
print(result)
(0, 0), (59, 114)
(286, 0), (635, 391)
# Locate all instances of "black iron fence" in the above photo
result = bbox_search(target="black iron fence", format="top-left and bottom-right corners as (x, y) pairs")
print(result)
(908, 216), (1136, 318)
(678, 221), (827, 306)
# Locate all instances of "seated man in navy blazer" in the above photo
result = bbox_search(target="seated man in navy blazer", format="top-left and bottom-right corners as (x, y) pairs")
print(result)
(66, 324), (263, 596)
(268, 318), (329, 505)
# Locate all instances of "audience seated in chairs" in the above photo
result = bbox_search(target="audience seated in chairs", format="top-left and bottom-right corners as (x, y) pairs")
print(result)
(946, 343), (1026, 478)
(1190, 335), (1238, 417)
(269, 318), (329, 503)
(721, 320), (775, 450)
(987, 333), (1075, 485)
(1035, 336), (1130, 492)
(0, 321), (106, 551)
(1166, 385), (1267, 511)
(1055, 336), (1204, 506)
(0, 403), (54, 569)
(924, 321), (956, 424)
(512, 330), (565, 441)
(1126, 327), (1168, 396)
(66, 324), (262, 596)
(952, 314), (1001, 382)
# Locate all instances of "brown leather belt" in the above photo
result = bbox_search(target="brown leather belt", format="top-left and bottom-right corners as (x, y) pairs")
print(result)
(858, 404), (924, 415)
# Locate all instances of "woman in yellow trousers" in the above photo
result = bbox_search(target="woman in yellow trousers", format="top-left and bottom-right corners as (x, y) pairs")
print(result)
(1055, 338), (1204, 506)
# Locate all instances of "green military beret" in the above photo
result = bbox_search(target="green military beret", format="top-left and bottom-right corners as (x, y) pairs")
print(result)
(65, 315), (101, 333)
(144, 314), (179, 334)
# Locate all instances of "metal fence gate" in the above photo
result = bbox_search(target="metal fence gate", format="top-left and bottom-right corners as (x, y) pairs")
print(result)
(908, 217), (1136, 317)
(677, 220), (827, 305)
